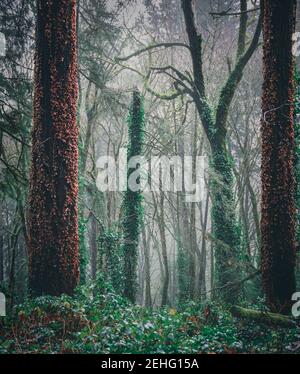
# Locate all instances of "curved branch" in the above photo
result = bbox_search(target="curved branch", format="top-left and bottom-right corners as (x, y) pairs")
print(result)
(150, 65), (193, 85)
(149, 66), (194, 97)
(210, 7), (260, 17)
(115, 42), (190, 62)
(215, 10), (262, 139)
(144, 79), (187, 101)
(181, 0), (215, 138)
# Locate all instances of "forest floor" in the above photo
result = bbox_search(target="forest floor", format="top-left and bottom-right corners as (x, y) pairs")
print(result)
(1, 282), (300, 354)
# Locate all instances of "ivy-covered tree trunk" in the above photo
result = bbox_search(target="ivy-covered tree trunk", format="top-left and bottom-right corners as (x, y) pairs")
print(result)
(181, 0), (261, 303)
(28, 0), (79, 296)
(210, 141), (241, 303)
(295, 70), (300, 290)
(99, 230), (123, 294)
(0, 216), (3, 284)
(261, 0), (296, 314)
(176, 194), (190, 304)
(123, 90), (144, 303)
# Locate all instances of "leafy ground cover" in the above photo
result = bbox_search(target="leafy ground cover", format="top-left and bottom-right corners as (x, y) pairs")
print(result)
(1, 282), (299, 354)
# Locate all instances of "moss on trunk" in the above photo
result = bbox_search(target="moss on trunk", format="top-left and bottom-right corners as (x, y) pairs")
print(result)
(210, 142), (241, 303)
(123, 90), (144, 303)
(261, 0), (297, 314)
(28, 0), (79, 296)
(231, 305), (296, 328)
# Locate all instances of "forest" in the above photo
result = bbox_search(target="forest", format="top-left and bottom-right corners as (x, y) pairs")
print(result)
(0, 0), (300, 356)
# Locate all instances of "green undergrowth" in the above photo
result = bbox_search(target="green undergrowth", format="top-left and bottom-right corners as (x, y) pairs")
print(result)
(0, 281), (299, 354)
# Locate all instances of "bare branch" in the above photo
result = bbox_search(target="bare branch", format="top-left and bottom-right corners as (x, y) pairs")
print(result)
(215, 10), (262, 135)
(150, 65), (193, 85)
(115, 42), (190, 62)
(210, 7), (260, 18)
(144, 81), (186, 101)
(149, 66), (194, 97)
(236, 0), (248, 60)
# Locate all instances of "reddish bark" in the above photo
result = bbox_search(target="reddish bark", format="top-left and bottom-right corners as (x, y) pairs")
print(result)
(28, 0), (79, 296)
(261, 0), (296, 314)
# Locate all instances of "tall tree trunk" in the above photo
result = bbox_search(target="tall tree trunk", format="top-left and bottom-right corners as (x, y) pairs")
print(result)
(8, 228), (18, 311)
(181, 0), (261, 303)
(176, 123), (192, 303)
(210, 223), (214, 298)
(28, 0), (79, 296)
(158, 190), (169, 307)
(294, 70), (300, 290)
(0, 209), (3, 284)
(189, 202), (196, 299)
(210, 141), (241, 303)
(8, 207), (21, 310)
(89, 213), (98, 280)
(142, 225), (152, 308)
(261, 0), (296, 314)
(198, 191), (209, 299)
(123, 90), (144, 303)
(188, 114), (198, 299)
